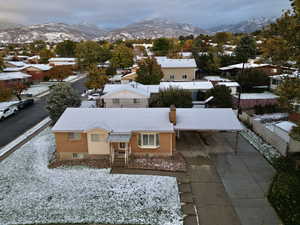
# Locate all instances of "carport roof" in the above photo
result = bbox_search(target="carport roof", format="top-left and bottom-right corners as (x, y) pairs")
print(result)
(175, 108), (244, 131)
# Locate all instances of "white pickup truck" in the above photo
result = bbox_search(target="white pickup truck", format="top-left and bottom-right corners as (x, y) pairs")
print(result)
(0, 101), (19, 120)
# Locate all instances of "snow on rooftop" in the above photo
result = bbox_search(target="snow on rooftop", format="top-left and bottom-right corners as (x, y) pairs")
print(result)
(0, 129), (182, 225)
(175, 108), (243, 131)
(101, 85), (150, 98)
(204, 76), (230, 82)
(217, 82), (240, 87)
(52, 108), (174, 133)
(48, 57), (76, 62)
(270, 72), (300, 80)
(159, 81), (213, 90)
(220, 63), (270, 71)
(6, 61), (26, 67)
(0, 72), (31, 81)
(237, 92), (278, 100)
(275, 121), (297, 133)
(156, 57), (197, 68)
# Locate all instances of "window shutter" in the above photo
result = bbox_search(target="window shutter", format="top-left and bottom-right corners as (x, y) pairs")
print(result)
(156, 133), (160, 146)
(138, 134), (142, 146)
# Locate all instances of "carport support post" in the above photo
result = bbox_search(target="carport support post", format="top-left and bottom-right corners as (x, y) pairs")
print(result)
(234, 131), (239, 155)
(177, 129), (180, 138)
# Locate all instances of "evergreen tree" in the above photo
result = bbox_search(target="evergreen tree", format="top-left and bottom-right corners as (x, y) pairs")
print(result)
(0, 55), (4, 72)
(55, 40), (77, 57)
(276, 78), (300, 111)
(150, 87), (192, 108)
(235, 69), (269, 92)
(136, 57), (164, 84)
(39, 48), (54, 64)
(205, 85), (233, 108)
(152, 38), (171, 56)
(234, 35), (257, 65)
(46, 83), (81, 123)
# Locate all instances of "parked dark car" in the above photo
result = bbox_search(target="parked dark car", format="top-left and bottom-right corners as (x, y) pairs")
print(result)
(17, 99), (34, 110)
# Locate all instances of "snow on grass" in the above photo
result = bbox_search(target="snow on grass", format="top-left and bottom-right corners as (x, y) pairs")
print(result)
(0, 129), (182, 225)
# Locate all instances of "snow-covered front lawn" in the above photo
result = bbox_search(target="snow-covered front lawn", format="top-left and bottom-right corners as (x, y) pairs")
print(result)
(0, 129), (182, 225)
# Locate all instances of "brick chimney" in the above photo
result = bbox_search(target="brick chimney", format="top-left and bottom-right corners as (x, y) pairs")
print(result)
(169, 105), (176, 125)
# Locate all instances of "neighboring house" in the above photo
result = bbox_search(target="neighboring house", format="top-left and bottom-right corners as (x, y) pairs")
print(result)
(233, 92), (279, 109)
(4, 64), (52, 81)
(156, 57), (198, 81)
(270, 121), (297, 143)
(270, 72), (300, 90)
(103, 81), (213, 103)
(52, 107), (243, 163)
(48, 57), (77, 69)
(120, 72), (138, 84)
(101, 85), (150, 108)
(220, 63), (295, 77)
(21, 64), (52, 81)
(4, 61), (27, 68)
(0, 72), (31, 88)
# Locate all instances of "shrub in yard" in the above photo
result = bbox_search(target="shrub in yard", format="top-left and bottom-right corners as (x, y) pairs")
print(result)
(46, 83), (81, 123)
(268, 157), (300, 225)
(149, 87), (192, 108)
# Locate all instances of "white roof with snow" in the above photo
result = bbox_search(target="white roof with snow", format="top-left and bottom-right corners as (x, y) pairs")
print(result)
(49, 57), (76, 62)
(204, 76), (230, 82)
(0, 72), (31, 81)
(156, 57), (197, 68)
(175, 108), (243, 131)
(159, 81), (213, 90)
(220, 63), (270, 71)
(275, 121), (297, 133)
(270, 72), (300, 80)
(52, 108), (174, 133)
(101, 85), (151, 99)
(6, 61), (27, 67)
(25, 64), (52, 71)
(217, 82), (240, 87)
(237, 92), (278, 100)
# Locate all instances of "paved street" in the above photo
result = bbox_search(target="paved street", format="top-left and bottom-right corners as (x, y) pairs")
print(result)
(0, 77), (86, 148)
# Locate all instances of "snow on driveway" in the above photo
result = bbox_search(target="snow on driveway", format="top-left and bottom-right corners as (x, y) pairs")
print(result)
(0, 129), (182, 225)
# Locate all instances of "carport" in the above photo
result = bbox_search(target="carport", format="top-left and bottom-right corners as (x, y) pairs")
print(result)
(174, 108), (244, 154)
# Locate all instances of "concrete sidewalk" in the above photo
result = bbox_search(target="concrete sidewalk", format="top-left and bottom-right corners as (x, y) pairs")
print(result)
(212, 133), (280, 225)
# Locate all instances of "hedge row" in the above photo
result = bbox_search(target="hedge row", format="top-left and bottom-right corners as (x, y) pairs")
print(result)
(268, 157), (300, 225)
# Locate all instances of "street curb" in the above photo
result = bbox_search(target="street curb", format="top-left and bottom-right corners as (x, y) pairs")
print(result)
(0, 117), (51, 161)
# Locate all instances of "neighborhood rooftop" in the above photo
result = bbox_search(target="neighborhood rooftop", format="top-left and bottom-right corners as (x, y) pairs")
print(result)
(52, 108), (174, 133)
(156, 56), (197, 68)
(0, 72), (31, 81)
(237, 92), (279, 100)
(52, 107), (244, 133)
(219, 63), (270, 70)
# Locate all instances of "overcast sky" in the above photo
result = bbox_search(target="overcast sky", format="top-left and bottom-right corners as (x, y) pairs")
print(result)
(0, 0), (291, 29)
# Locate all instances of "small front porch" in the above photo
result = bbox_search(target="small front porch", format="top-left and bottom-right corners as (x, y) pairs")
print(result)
(108, 133), (132, 167)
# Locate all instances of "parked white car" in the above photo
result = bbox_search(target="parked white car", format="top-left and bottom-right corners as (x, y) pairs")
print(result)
(0, 102), (19, 120)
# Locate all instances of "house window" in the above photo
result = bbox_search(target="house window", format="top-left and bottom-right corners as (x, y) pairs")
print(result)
(91, 134), (100, 142)
(182, 74), (187, 79)
(112, 99), (120, 104)
(272, 68), (278, 73)
(72, 153), (84, 159)
(133, 99), (140, 104)
(138, 133), (160, 148)
(170, 75), (175, 80)
(119, 142), (126, 149)
(294, 104), (300, 113)
(68, 132), (81, 141)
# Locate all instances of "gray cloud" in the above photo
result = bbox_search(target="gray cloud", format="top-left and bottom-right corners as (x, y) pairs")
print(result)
(0, 0), (291, 28)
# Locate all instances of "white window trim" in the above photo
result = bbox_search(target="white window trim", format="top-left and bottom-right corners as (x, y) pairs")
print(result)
(138, 132), (160, 149)
(68, 132), (81, 141)
(119, 142), (126, 150)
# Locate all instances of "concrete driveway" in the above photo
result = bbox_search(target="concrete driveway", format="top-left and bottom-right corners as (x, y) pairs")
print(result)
(177, 131), (280, 225)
